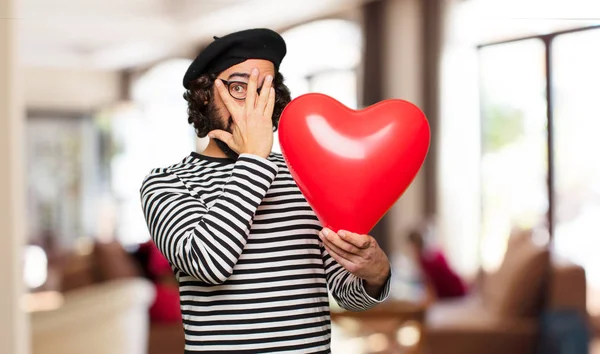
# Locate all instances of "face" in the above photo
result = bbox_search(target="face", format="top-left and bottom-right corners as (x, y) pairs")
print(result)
(208, 59), (275, 133)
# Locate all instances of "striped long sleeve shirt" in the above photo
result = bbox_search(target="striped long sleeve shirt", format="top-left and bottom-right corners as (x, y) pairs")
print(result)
(140, 151), (391, 353)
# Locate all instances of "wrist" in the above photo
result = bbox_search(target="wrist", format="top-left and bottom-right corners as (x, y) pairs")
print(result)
(244, 151), (270, 159)
(243, 146), (271, 159)
(366, 264), (391, 287)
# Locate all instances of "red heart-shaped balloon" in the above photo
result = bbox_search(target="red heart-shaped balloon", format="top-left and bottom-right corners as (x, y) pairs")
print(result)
(278, 93), (430, 235)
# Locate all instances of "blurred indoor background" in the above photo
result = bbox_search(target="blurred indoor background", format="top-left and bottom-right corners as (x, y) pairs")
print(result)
(2, 0), (600, 353)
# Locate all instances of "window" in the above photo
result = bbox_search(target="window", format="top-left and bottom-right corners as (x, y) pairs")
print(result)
(478, 39), (548, 271)
(107, 58), (200, 246)
(25, 114), (95, 247)
(552, 28), (600, 296)
(275, 19), (363, 153)
(478, 25), (600, 314)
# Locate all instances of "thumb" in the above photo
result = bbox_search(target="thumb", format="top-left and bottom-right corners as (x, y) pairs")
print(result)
(208, 130), (236, 150)
(338, 230), (371, 249)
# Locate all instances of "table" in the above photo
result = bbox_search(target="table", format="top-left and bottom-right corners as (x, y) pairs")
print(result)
(330, 299), (427, 354)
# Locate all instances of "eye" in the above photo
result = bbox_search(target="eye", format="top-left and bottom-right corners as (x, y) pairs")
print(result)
(230, 82), (247, 94)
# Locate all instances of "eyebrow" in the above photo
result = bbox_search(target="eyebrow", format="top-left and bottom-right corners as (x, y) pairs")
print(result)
(227, 72), (250, 80)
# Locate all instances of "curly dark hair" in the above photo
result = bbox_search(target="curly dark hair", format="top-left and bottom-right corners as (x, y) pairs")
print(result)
(183, 72), (292, 138)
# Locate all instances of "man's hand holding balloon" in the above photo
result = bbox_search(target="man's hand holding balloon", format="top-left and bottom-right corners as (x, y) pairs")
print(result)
(318, 227), (391, 298)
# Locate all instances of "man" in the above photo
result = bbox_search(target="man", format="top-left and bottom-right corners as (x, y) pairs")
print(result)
(140, 28), (392, 353)
(407, 227), (467, 301)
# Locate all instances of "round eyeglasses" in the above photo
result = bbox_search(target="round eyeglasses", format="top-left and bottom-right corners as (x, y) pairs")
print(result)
(218, 79), (263, 101)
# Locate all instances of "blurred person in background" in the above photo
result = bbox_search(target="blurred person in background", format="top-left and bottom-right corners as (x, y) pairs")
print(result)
(407, 222), (468, 303)
(140, 28), (392, 353)
(134, 241), (182, 323)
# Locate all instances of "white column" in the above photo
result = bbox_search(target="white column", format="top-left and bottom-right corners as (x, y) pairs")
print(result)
(0, 0), (30, 351)
(437, 0), (482, 277)
(381, 0), (426, 254)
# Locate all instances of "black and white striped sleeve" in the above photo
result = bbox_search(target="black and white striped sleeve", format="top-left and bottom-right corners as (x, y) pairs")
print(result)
(322, 246), (392, 311)
(140, 154), (278, 284)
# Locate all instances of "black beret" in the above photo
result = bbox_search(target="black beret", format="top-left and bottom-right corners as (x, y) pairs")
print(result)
(183, 28), (287, 89)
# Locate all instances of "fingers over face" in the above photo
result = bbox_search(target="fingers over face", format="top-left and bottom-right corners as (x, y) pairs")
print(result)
(214, 79), (238, 119)
(264, 87), (275, 117)
(245, 68), (259, 108)
(257, 74), (273, 111)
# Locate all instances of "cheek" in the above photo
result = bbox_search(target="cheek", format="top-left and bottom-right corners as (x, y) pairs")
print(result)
(215, 102), (229, 118)
(212, 87), (245, 113)
(211, 91), (228, 116)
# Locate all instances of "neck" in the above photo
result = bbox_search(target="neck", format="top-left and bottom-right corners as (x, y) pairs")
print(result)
(200, 138), (238, 160)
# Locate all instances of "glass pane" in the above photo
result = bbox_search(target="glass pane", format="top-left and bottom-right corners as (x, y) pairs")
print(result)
(309, 70), (358, 110)
(280, 19), (362, 78)
(274, 71), (358, 154)
(26, 117), (88, 248)
(284, 77), (310, 100)
(552, 28), (600, 316)
(479, 39), (548, 271)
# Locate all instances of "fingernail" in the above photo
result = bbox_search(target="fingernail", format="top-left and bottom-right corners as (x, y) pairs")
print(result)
(265, 75), (273, 83)
(214, 79), (222, 86)
(338, 230), (346, 238)
(322, 228), (329, 237)
(251, 68), (259, 76)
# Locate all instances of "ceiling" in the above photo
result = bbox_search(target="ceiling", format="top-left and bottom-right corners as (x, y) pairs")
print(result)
(17, 0), (373, 71)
